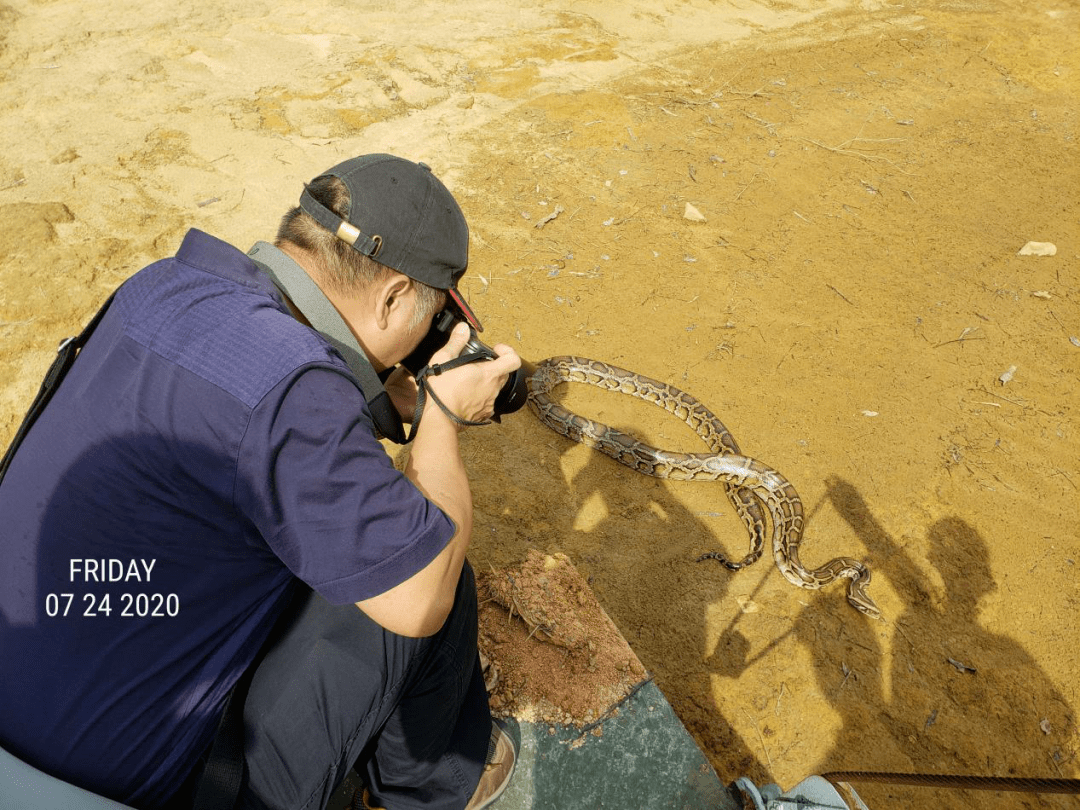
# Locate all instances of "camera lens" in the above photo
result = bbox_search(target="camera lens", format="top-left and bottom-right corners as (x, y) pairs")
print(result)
(492, 366), (529, 418)
(460, 330), (528, 419)
(462, 334), (495, 361)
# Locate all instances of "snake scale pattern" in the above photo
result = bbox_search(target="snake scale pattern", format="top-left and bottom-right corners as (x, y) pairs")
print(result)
(527, 356), (882, 620)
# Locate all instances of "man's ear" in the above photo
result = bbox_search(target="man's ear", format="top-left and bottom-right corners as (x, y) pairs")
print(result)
(375, 274), (413, 330)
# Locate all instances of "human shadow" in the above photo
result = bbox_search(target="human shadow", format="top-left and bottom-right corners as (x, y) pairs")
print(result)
(800, 476), (1077, 807)
(468, 403), (771, 790)
(564, 439), (769, 782)
(1, 435), (289, 805)
(2, 431), (487, 810)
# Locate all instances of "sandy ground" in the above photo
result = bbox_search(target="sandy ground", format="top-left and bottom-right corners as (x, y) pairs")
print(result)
(2, 0), (1078, 807)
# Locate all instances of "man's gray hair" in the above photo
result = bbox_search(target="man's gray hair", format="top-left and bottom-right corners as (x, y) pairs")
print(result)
(277, 176), (445, 329)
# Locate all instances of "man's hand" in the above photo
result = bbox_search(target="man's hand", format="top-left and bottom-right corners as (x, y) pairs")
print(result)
(423, 322), (522, 427)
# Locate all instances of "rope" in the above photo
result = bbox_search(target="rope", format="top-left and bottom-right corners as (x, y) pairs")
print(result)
(821, 771), (1080, 795)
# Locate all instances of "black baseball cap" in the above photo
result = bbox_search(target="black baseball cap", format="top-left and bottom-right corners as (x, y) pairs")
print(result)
(299, 153), (482, 330)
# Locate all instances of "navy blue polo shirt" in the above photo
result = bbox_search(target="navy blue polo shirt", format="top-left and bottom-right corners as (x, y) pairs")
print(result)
(0, 229), (455, 807)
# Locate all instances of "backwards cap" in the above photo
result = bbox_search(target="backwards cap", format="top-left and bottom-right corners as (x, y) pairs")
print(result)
(299, 153), (480, 329)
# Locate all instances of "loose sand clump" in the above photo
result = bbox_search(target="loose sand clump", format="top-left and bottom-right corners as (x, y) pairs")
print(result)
(478, 550), (648, 729)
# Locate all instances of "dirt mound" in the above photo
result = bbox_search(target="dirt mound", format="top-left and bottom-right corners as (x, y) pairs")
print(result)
(478, 550), (649, 730)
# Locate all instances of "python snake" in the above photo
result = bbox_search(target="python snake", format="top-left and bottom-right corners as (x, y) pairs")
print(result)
(526, 356), (882, 620)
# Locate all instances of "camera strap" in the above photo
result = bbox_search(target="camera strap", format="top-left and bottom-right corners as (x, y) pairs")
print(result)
(414, 355), (495, 430)
(247, 241), (410, 444)
(0, 289), (119, 487)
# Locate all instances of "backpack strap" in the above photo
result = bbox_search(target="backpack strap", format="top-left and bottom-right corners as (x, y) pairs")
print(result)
(189, 668), (253, 810)
(0, 290), (117, 486)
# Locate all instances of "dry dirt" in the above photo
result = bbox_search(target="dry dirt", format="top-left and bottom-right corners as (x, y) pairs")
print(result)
(1, 1), (1077, 807)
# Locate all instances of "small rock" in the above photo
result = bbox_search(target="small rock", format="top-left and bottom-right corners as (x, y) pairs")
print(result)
(736, 595), (759, 614)
(1018, 241), (1057, 256)
(683, 202), (707, 222)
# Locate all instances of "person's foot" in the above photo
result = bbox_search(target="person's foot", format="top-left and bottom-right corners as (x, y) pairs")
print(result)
(351, 722), (517, 810)
(351, 786), (374, 810)
(464, 722), (516, 810)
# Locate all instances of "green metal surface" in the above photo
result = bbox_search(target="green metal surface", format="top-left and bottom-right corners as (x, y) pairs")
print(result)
(495, 680), (738, 809)
(334, 679), (738, 809)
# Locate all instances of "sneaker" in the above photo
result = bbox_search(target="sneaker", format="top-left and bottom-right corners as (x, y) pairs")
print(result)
(464, 723), (516, 810)
(351, 787), (379, 810)
(350, 722), (516, 810)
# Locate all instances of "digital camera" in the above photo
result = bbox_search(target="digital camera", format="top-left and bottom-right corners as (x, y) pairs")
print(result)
(401, 305), (529, 420)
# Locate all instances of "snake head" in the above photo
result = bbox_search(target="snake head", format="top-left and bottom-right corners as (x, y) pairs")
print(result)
(849, 594), (885, 622)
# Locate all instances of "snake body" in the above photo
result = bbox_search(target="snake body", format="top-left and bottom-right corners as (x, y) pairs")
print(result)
(527, 356), (882, 620)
